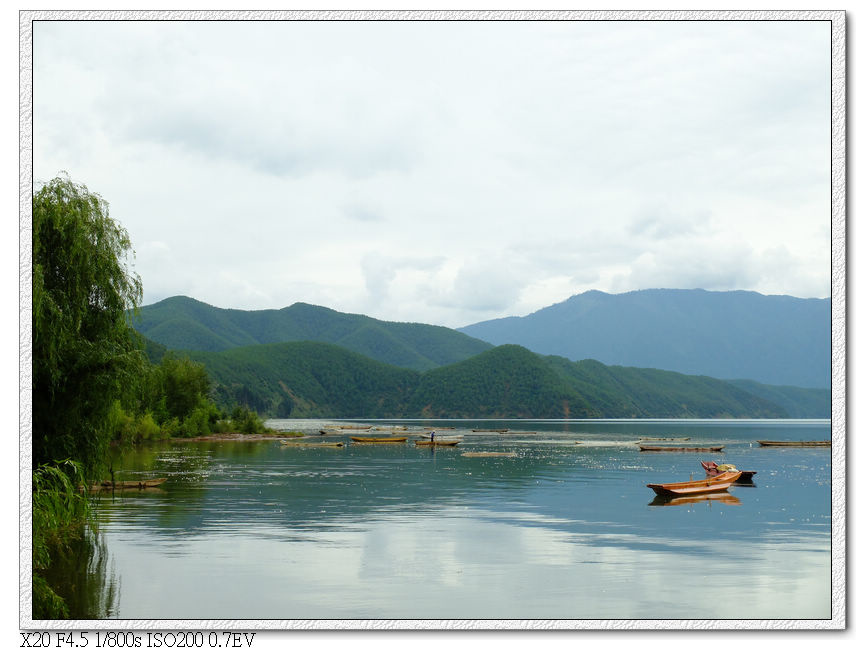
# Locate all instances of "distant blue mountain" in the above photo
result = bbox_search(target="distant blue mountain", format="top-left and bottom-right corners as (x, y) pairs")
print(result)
(458, 289), (830, 389)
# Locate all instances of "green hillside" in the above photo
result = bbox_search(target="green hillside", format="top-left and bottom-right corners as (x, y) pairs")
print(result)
(134, 296), (492, 371)
(727, 379), (831, 419)
(189, 341), (796, 419)
(187, 341), (419, 418)
(548, 357), (788, 419)
(408, 345), (598, 418)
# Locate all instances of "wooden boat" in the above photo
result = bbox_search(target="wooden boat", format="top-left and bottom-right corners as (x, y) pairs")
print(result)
(701, 461), (756, 482)
(415, 439), (460, 446)
(640, 437), (691, 441)
(472, 428), (509, 433)
(281, 441), (344, 447)
(90, 478), (167, 491)
(649, 492), (742, 507)
(757, 440), (830, 447)
(424, 426), (455, 430)
(499, 431), (537, 435)
(350, 436), (407, 443)
(339, 425), (373, 430)
(646, 471), (741, 497)
(639, 444), (724, 452)
(462, 452), (517, 458)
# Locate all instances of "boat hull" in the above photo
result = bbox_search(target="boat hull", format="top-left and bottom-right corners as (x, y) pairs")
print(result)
(415, 440), (460, 446)
(282, 442), (344, 447)
(462, 452), (517, 458)
(757, 440), (830, 447)
(646, 471), (741, 497)
(350, 437), (407, 443)
(639, 445), (724, 452)
(89, 478), (167, 491)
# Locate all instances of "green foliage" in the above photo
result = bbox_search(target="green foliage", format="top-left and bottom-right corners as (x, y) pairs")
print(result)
(32, 460), (91, 619)
(106, 401), (167, 445)
(156, 355), (211, 421)
(133, 296), (493, 371)
(229, 405), (268, 434)
(32, 174), (145, 477)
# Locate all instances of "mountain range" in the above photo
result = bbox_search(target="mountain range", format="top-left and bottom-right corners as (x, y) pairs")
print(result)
(459, 289), (830, 389)
(133, 292), (830, 419)
(184, 342), (792, 419)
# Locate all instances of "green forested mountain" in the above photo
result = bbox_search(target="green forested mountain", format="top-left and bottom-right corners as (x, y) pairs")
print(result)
(134, 296), (492, 371)
(187, 341), (805, 419)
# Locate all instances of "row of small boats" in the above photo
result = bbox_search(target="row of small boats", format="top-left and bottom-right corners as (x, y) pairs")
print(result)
(637, 439), (830, 452)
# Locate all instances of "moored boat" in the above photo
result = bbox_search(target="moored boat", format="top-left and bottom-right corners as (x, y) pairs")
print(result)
(462, 452), (517, 458)
(350, 436), (407, 443)
(640, 437), (691, 441)
(90, 478), (167, 491)
(757, 440), (830, 447)
(646, 471), (741, 497)
(639, 444), (724, 452)
(281, 441), (344, 447)
(472, 428), (509, 433)
(701, 461), (755, 482)
(339, 425), (373, 430)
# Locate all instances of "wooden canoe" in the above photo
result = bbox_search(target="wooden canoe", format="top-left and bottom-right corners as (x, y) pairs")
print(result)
(415, 439), (460, 446)
(472, 428), (509, 433)
(350, 436), (407, 443)
(281, 441), (344, 447)
(646, 471), (741, 497)
(499, 431), (537, 435)
(640, 437), (691, 441)
(757, 440), (830, 447)
(424, 426), (455, 430)
(90, 478), (167, 491)
(462, 452), (517, 458)
(639, 444), (724, 452)
(339, 425), (373, 430)
(650, 492), (742, 507)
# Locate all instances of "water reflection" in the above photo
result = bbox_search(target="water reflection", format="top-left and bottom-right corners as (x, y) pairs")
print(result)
(80, 419), (830, 620)
(40, 528), (118, 619)
(649, 492), (742, 507)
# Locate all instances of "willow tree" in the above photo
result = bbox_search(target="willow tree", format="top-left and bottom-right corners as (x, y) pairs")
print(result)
(32, 174), (144, 477)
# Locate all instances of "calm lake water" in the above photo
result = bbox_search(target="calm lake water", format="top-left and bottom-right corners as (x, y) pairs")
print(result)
(82, 419), (832, 621)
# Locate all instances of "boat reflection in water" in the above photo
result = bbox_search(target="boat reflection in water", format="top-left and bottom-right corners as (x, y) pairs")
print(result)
(649, 492), (742, 507)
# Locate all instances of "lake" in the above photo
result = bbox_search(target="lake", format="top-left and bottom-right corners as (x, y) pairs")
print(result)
(77, 419), (832, 622)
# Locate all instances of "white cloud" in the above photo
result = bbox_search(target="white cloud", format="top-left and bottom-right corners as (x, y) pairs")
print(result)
(33, 18), (832, 327)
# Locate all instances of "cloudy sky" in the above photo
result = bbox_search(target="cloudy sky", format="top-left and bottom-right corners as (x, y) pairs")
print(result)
(32, 17), (832, 328)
